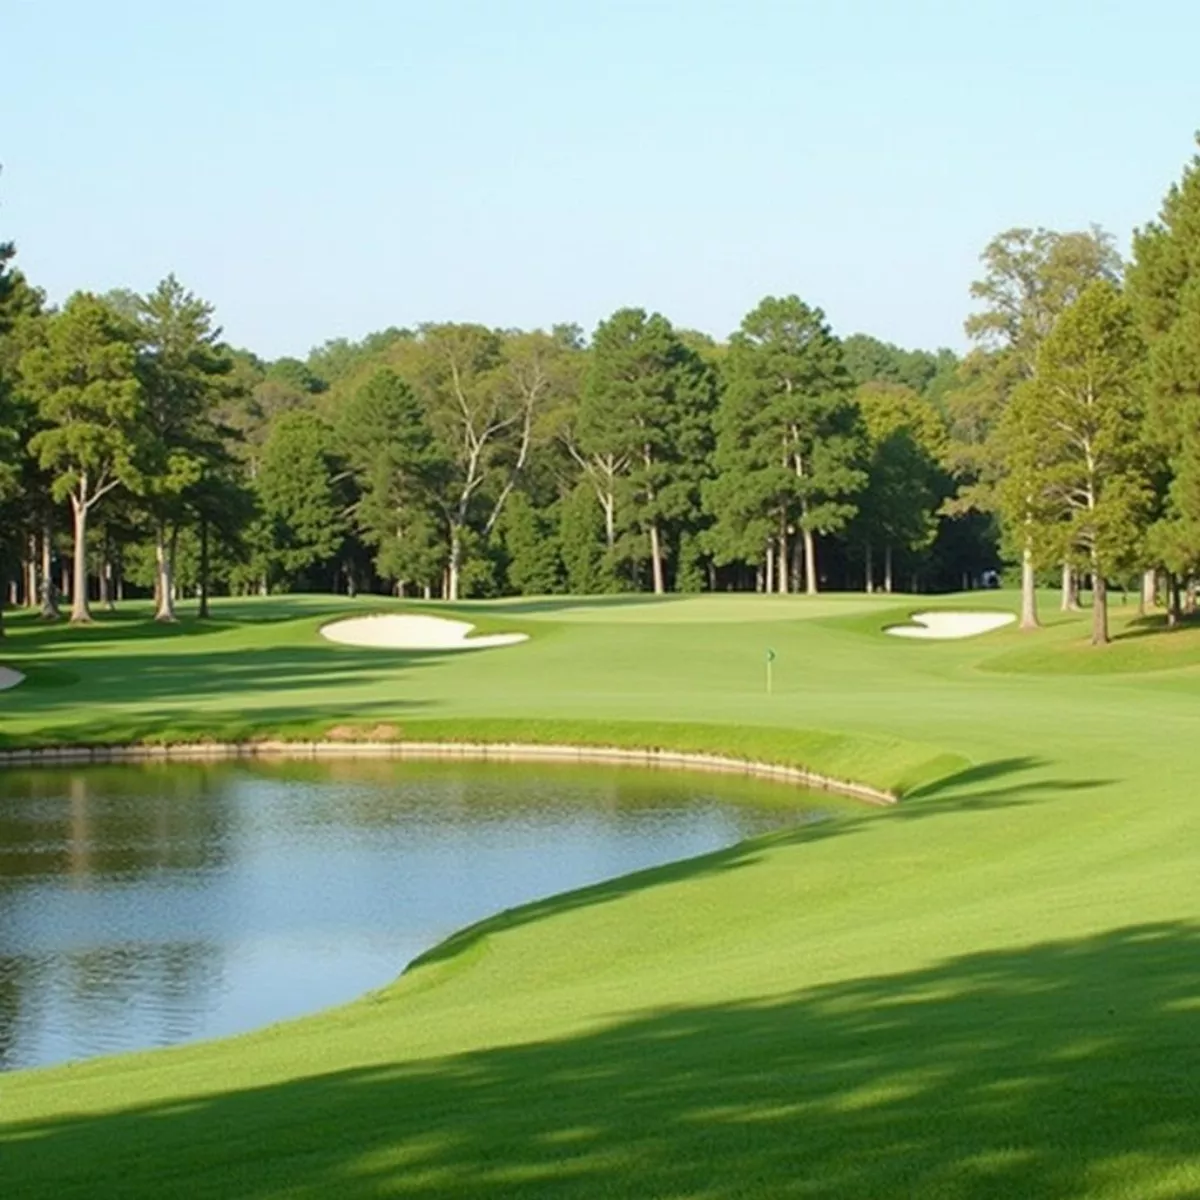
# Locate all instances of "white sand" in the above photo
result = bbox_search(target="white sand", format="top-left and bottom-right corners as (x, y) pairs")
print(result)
(320, 614), (528, 652)
(0, 667), (25, 691)
(886, 611), (1016, 640)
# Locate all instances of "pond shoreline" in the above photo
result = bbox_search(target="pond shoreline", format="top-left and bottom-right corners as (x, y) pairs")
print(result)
(0, 739), (896, 805)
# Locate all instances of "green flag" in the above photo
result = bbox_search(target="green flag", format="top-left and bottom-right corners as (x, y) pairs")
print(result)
(766, 648), (776, 662)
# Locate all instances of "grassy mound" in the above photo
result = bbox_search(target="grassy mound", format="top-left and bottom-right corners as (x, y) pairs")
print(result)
(2, 590), (1200, 1198)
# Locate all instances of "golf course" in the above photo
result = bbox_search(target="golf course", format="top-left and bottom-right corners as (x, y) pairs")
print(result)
(1, 590), (1199, 1198)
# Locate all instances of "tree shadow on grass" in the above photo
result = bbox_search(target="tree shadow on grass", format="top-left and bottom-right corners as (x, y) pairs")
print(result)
(4, 921), (1199, 1198)
(0, 643), (450, 747)
(2, 610), (245, 652)
(898, 757), (1111, 816)
(903, 756), (1046, 800)
(1114, 613), (1200, 642)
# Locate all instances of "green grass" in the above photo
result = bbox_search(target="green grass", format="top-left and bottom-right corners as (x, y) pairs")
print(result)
(3, 590), (1200, 1198)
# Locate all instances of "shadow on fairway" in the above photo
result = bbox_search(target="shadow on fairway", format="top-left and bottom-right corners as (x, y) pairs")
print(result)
(897, 756), (1111, 815)
(903, 756), (1045, 799)
(2, 610), (244, 651)
(0, 644), (446, 747)
(5, 921), (1199, 1199)
(1115, 613), (1200, 641)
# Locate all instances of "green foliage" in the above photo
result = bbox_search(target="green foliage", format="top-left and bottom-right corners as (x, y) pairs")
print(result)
(337, 366), (446, 590)
(558, 482), (620, 593)
(1128, 140), (1200, 579)
(255, 410), (347, 584)
(22, 293), (144, 507)
(708, 295), (865, 588)
(841, 333), (955, 396)
(499, 491), (562, 595)
(999, 282), (1149, 640)
(575, 308), (715, 591)
(852, 382), (945, 560)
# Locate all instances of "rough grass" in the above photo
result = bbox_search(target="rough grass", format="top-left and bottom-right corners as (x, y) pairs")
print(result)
(2, 590), (1200, 1198)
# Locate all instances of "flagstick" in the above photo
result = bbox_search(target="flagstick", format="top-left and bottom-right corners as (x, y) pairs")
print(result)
(766, 657), (773, 695)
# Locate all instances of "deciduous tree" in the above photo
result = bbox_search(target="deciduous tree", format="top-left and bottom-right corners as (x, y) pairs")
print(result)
(998, 282), (1149, 645)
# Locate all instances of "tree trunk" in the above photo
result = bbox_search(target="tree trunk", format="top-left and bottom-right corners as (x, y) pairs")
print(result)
(803, 528), (818, 596)
(1091, 566), (1109, 646)
(99, 553), (112, 611)
(40, 522), (59, 620)
(154, 524), (177, 622)
(1061, 562), (1081, 611)
(1186, 579), (1198, 617)
(1166, 573), (1182, 627)
(778, 519), (789, 594)
(883, 545), (893, 594)
(198, 514), (211, 619)
(1141, 568), (1157, 614)
(864, 543), (873, 593)
(25, 535), (37, 608)
(447, 526), (462, 601)
(69, 498), (92, 624)
(648, 522), (665, 595)
(764, 544), (774, 594)
(602, 494), (616, 551)
(1019, 544), (1039, 630)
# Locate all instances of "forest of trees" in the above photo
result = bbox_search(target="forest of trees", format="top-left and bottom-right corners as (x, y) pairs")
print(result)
(5, 142), (1200, 646)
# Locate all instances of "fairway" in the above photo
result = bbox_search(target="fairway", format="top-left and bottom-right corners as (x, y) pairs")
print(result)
(2, 591), (1200, 1199)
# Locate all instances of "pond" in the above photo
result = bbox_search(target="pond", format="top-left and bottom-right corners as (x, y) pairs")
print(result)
(0, 758), (843, 1071)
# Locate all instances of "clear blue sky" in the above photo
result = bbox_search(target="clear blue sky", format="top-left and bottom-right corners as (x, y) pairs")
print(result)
(4, 0), (1199, 359)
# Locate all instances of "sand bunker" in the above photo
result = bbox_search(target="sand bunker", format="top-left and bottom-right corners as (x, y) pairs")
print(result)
(0, 667), (25, 691)
(320, 614), (528, 652)
(886, 611), (1016, 640)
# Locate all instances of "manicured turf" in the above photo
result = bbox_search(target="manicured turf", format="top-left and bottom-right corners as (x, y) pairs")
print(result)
(2, 592), (1200, 1198)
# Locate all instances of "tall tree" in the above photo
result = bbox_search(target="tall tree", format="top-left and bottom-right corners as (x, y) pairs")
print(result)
(135, 275), (230, 621)
(852, 382), (945, 592)
(337, 366), (446, 593)
(708, 296), (864, 595)
(406, 324), (559, 600)
(949, 226), (1122, 626)
(998, 282), (1149, 645)
(255, 410), (346, 589)
(1127, 140), (1200, 622)
(21, 294), (144, 623)
(575, 309), (714, 594)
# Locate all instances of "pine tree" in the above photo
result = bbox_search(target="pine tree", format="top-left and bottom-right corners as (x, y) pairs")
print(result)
(135, 275), (231, 621)
(337, 366), (446, 593)
(709, 296), (864, 595)
(576, 309), (714, 593)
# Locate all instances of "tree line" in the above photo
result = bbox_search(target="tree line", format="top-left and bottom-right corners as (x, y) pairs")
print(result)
(4, 142), (1200, 645)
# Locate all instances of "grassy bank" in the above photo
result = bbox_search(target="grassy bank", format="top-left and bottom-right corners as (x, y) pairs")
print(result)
(2, 591), (1200, 1198)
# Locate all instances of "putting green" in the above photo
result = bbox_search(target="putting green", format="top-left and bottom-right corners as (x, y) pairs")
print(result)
(1, 591), (1199, 1199)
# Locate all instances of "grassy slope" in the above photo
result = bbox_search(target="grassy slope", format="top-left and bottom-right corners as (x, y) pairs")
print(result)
(2, 592), (1200, 1199)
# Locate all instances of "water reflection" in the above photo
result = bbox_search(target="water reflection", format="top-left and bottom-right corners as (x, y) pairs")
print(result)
(0, 760), (842, 1070)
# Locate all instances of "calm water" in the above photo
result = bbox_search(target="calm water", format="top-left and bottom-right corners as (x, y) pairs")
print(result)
(0, 758), (838, 1071)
